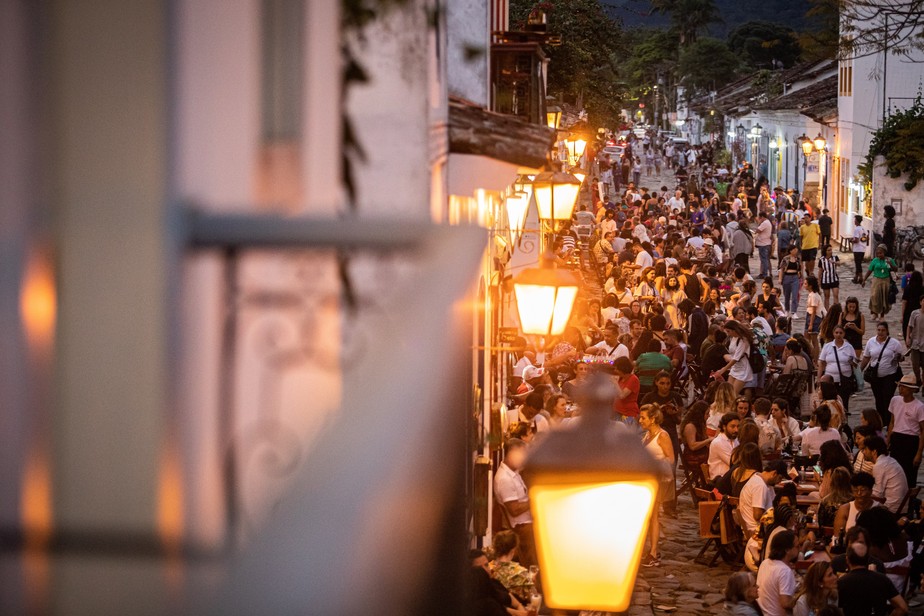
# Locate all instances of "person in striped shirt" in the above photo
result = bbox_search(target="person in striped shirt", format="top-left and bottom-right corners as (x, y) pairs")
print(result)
(818, 244), (841, 308)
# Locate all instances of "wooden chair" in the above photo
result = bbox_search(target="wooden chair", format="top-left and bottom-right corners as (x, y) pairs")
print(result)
(897, 485), (921, 518)
(680, 457), (709, 508)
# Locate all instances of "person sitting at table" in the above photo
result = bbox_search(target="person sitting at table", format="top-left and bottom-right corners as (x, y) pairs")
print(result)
(817, 440), (853, 500)
(856, 507), (912, 591)
(830, 525), (887, 574)
(720, 571), (760, 616)
(488, 531), (533, 605)
(757, 530), (799, 616)
(753, 397), (782, 457)
(771, 398), (802, 451)
(817, 467), (853, 528)
(860, 407), (885, 437)
(736, 397), (753, 421)
(717, 441), (762, 497)
(862, 435), (909, 514)
(801, 405), (843, 457)
(707, 382), (737, 434)
(470, 549), (530, 616)
(851, 426), (876, 474)
(709, 413), (741, 482)
(794, 561), (839, 616)
(739, 456), (787, 537)
(836, 543), (908, 616)
(833, 472), (880, 538)
(681, 400), (714, 469)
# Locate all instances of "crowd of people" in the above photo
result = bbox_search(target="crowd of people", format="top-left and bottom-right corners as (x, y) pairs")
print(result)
(475, 129), (924, 616)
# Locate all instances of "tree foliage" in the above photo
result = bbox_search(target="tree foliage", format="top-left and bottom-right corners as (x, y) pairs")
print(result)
(860, 93), (924, 191)
(650, 0), (723, 46)
(677, 37), (739, 96)
(728, 20), (802, 69)
(839, 0), (924, 60)
(510, 0), (628, 127)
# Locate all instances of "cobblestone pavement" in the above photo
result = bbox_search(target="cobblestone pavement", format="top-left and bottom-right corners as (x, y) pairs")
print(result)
(611, 168), (924, 616)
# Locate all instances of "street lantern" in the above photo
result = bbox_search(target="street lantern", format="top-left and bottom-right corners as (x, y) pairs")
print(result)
(736, 123), (745, 137)
(505, 189), (531, 241)
(546, 105), (562, 130)
(522, 375), (660, 611)
(799, 134), (814, 157)
(512, 253), (581, 336)
(813, 132), (827, 152)
(750, 123), (762, 138)
(565, 136), (588, 166)
(532, 171), (581, 223)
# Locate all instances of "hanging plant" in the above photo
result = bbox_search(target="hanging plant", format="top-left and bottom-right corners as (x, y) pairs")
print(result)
(859, 90), (924, 192)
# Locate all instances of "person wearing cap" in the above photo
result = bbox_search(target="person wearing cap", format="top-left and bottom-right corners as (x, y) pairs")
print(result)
(886, 374), (924, 486)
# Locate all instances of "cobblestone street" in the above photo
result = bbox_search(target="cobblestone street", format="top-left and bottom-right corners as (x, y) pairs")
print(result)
(611, 182), (923, 613)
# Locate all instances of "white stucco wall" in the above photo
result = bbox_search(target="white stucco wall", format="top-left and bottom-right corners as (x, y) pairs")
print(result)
(872, 156), (924, 243)
(447, 0), (489, 107)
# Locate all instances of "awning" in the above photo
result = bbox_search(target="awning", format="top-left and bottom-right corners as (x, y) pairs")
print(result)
(448, 96), (556, 170)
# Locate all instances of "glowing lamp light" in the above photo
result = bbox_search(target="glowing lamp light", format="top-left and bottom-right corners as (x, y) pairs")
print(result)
(532, 171), (581, 223)
(512, 253), (581, 336)
(799, 134), (813, 156)
(751, 123), (763, 137)
(505, 190), (532, 240)
(546, 105), (562, 130)
(523, 375), (660, 612)
(813, 133), (827, 152)
(572, 172), (586, 184)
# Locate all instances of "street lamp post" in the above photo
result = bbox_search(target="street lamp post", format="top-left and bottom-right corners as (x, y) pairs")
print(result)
(736, 124), (746, 168)
(799, 134), (813, 201)
(523, 374), (660, 612)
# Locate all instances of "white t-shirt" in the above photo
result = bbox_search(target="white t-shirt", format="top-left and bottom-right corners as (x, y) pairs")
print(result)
(686, 236), (705, 250)
(633, 224), (650, 242)
(873, 454), (909, 513)
(853, 225), (869, 253)
(668, 196), (685, 211)
(862, 337), (906, 378)
(756, 558), (798, 616)
(635, 250), (653, 269)
(751, 316), (773, 338)
(494, 463), (532, 526)
(728, 337), (754, 382)
(755, 219), (773, 246)
(589, 340), (630, 359)
(890, 396), (924, 436)
(800, 426), (842, 456)
(818, 341), (855, 383)
(806, 292), (826, 319)
(708, 432), (738, 479)
(739, 473), (774, 535)
(513, 356), (533, 378)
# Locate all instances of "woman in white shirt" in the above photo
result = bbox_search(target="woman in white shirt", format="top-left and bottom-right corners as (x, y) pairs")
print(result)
(817, 325), (859, 414)
(860, 321), (907, 427)
(712, 320), (755, 396)
(804, 276), (826, 359)
(801, 405), (843, 456)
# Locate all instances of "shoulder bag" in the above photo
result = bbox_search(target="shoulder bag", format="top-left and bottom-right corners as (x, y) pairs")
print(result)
(834, 343), (858, 395)
(863, 337), (890, 382)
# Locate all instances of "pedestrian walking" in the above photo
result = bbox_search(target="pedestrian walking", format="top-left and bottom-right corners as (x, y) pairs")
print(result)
(818, 244), (840, 308)
(861, 245), (897, 320)
(886, 374), (924, 487)
(851, 215), (868, 283)
(860, 322), (905, 427)
(779, 244), (803, 317)
(755, 211), (773, 279)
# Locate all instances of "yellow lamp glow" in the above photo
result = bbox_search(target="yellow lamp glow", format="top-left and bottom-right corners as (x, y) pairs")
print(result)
(512, 254), (581, 336)
(546, 105), (562, 130)
(799, 134), (813, 156)
(532, 171), (581, 222)
(572, 172), (586, 184)
(522, 375), (661, 612)
(531, 481), (657, 610)
(506, 190), (531, 240)
(813, 132), (827, 152)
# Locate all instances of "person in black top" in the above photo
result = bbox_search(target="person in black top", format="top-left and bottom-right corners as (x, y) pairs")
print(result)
(836, 544), (907, 616)
(470, 549), (529, 616)
(680, 298), (709, 358)
(829, 526), (886, 574)
(883, 204), (897, 258)
(818, 208), (833, 249)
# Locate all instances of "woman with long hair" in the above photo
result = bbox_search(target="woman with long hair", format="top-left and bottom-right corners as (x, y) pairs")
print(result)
(713, 320), (755, 395)
(816, 467), (853, 528)
(631, 329), (655, 361)
(804, 276), (826, 359)
(662, 275), (688, 329)
(840, 296), (866, 359)
(681, 400), (714, 466)
(721, 572), (760, 616)
(818, 303), (843, 347)
(783, 338), (814, 419)
(639, 404), (675, 567)
(708, 382), (738, 434)
(793, 561), (838, 616)
(635, 266), (659, 308)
